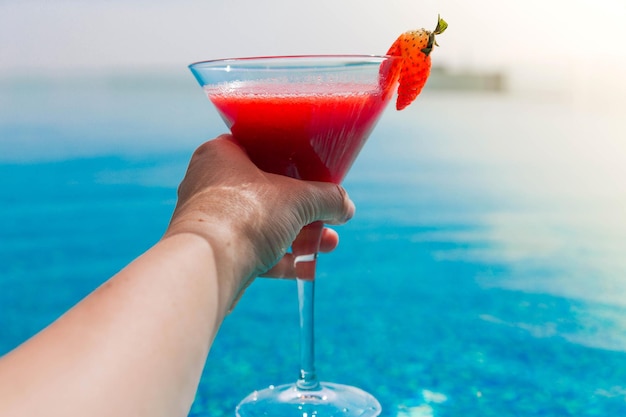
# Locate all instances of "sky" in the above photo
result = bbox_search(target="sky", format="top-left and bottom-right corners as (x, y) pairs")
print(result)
(1, 0), (626, 97)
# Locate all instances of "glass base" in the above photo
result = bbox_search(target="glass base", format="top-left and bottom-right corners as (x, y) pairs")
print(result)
(235, 382), (381, 417)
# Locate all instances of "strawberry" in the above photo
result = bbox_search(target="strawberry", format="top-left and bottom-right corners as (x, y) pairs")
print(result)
(386, 15), (447, 110)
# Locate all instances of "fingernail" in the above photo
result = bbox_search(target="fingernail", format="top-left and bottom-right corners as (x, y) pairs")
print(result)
(344, 198), (356, 223)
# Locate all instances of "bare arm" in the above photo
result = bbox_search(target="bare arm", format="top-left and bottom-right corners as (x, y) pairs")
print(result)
(0, 135), (354, 417)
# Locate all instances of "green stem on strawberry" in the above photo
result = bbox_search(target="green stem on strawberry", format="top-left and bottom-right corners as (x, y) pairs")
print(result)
(424, 15), (448, 54)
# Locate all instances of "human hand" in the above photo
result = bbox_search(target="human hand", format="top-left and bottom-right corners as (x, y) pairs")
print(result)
(164, 135), (355, 306)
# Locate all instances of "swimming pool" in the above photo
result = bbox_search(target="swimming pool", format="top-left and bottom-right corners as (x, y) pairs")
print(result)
(2, 75), (626, 416)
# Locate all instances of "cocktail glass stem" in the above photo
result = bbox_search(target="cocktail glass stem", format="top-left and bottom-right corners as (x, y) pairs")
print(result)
(297, 277), (319, 390)
(292, 221), (324, 390)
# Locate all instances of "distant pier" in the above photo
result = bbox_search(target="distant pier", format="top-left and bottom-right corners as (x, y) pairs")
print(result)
(427, 66), (506, 92)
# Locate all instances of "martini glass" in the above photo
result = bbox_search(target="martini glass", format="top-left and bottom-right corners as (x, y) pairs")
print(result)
(189, 55), (399, 417)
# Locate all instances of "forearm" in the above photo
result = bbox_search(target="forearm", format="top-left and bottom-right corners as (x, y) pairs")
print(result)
(0, 233), (234, 417)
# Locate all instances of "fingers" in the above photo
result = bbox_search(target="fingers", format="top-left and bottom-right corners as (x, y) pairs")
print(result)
(260, 227), (340, 279)
(319, 227), (339, 253)
(320, 183), (355, 225)
(297, 182), (356, 227)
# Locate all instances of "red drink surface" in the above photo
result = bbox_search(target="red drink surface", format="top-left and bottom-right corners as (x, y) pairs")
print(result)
(207, 83), (390, 183)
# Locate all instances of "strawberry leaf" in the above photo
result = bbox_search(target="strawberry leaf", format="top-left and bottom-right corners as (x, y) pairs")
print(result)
(434, 15), (448, 35)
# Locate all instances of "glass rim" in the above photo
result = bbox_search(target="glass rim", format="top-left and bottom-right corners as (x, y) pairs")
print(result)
(188, 54), (398, 70)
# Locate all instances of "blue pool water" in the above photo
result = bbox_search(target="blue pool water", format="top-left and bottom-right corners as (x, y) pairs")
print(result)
(2, 74), (626, 416)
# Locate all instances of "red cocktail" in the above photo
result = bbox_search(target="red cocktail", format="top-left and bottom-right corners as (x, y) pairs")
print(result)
(208, 83), (390, 183)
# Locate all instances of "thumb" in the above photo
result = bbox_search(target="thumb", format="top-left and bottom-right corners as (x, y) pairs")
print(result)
(299, 182), (356, 226)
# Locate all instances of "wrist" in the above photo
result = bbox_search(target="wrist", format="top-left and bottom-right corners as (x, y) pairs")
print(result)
(162, 217), (256, 312)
